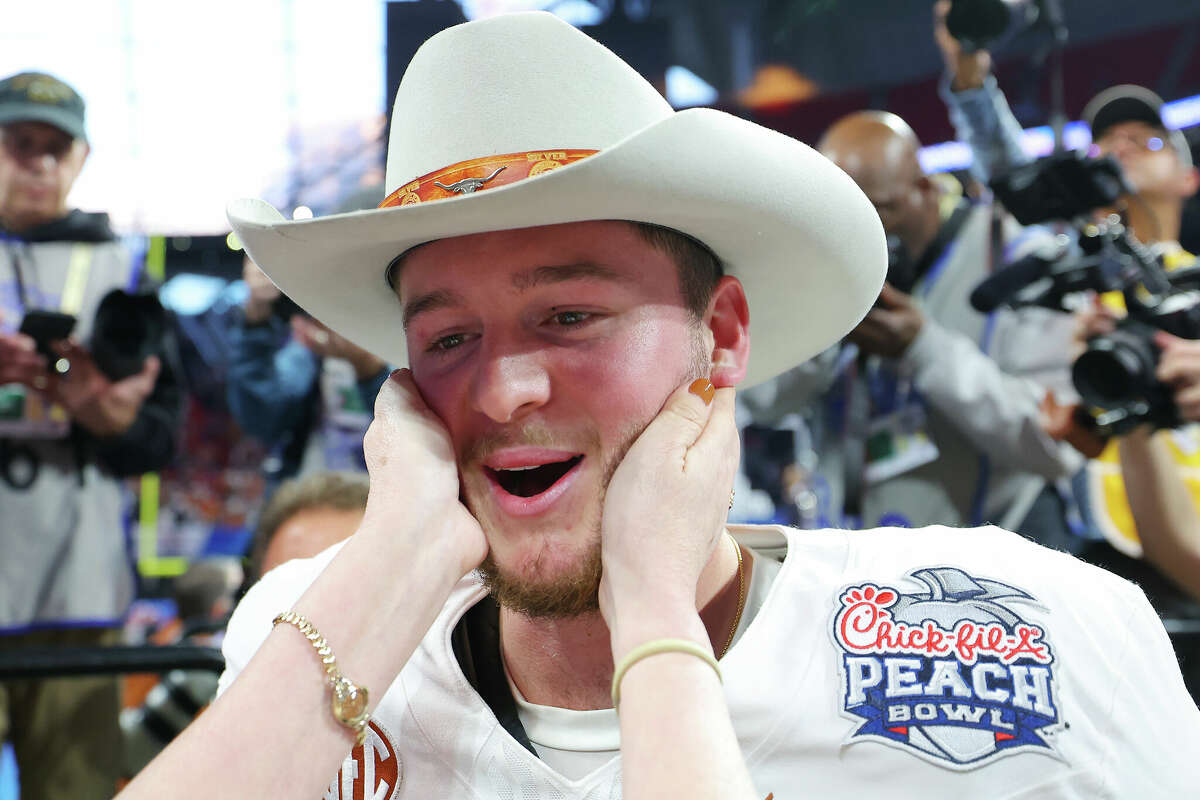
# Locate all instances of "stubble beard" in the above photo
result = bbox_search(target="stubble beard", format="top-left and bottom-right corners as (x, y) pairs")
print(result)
(475, 437), (628, 618)
(474, 324), (712, 619)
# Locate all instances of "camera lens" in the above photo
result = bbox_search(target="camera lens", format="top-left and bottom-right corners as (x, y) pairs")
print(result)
(1072, 331), (1157, 408)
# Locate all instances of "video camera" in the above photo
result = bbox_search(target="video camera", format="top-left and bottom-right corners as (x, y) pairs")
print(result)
(970, 150), (1200, 434)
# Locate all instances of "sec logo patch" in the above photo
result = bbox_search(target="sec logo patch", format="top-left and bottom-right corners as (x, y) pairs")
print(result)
(323, 720), (402, 799)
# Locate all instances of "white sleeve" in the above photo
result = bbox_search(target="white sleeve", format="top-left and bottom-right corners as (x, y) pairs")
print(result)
(901, 317), (1082, 480)
(1098, 583), (1200, 795)
(215, 545), (343, 698)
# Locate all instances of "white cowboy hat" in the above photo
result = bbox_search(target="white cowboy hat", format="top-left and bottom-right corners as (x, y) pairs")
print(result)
(227, 11), (885, 387)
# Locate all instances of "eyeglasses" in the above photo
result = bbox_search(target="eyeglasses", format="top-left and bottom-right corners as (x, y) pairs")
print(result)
(1091, 128), (1173, 157)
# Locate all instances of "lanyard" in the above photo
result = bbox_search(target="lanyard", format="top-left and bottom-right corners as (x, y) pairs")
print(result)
(7, 242), (93, 314)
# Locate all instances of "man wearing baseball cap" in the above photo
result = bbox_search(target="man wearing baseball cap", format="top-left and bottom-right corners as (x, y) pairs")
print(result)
(936, 7), (1200, 686)
(1082, 84), (1198, 251)
(124, 13), (1197, 798)
(935, 9), (1197, 251)
(0, 71), (180, 799)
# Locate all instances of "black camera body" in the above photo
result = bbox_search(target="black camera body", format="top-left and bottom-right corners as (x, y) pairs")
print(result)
(977, 152), (1200, 433)
(1073, 318), (1179, 431)
(90, 289), (166, 381)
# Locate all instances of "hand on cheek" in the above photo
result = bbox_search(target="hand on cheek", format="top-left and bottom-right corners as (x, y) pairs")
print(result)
(362, 369), (488, 578)
(598, 377), (739, 628)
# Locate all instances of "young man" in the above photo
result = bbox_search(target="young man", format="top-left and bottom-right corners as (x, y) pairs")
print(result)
(122, 13), (1198, 798)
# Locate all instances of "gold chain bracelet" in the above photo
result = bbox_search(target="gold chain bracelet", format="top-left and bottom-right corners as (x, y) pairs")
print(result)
(273, 611), (371, 746)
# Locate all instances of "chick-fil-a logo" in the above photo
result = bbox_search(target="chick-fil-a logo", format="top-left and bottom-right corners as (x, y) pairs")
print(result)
(835, 584), (1052, 666)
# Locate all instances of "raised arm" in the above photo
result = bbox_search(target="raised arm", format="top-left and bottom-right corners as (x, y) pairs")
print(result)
(1116, 427), (1200, 601)
(119, 371), (488, 797)
(600, 381), (759, 800)
(1112, 333), (1200, 601)
(933, 0), (1031, 184)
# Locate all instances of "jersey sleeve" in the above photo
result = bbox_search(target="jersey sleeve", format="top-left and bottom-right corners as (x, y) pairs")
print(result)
(1096, 581), (1200, 794)
(216, 543), (346, 698)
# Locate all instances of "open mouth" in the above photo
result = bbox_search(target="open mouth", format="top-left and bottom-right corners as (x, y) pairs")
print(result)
(487, 455), (583, 498)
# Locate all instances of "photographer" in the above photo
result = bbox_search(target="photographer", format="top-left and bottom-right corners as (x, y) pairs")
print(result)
(935, 0), (1197, 250)
(935, 1), (1200, 578)
(1077, 301), (1200, 602)
(0, 72), (180, 798)
(226, 255), (388, 482)
(738, 109), (1083, 539)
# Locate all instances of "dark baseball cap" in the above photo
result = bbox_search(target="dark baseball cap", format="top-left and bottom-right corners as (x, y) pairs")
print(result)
(0, 71), (86, 142)
(1083, 84), (1191, 168)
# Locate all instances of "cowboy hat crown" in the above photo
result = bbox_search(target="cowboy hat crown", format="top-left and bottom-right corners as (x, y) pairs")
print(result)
(385, 11), (671, 191)
(228, 11), (886, 387)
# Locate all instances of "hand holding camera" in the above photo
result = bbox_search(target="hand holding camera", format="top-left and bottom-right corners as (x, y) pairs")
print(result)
(1154, 333), (1200, 424)
(47, 340), (160, 437)
(0, 330), (51, 389)
(848, 283), (926, 358)
(290, 316), (386, 381)
(933, 0), (992, 91)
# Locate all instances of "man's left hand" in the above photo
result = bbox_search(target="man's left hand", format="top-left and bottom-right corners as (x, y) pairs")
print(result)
(291, 315), (386, 380)
(48, 340), (160, 437)
(1156, 332), (1200, 422)
(598, 379), (740, 642)
(847, 283), (925, 358)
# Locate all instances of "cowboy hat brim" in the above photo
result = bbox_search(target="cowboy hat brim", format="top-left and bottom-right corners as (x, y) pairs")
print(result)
(228, 106), (885, 388)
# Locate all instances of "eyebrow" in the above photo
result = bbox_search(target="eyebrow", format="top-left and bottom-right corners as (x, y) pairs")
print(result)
(402, 289), (465, 330)
(401, 262), (630, 330)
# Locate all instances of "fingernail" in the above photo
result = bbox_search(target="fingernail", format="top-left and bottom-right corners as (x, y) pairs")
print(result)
(689, 378), (715, 406)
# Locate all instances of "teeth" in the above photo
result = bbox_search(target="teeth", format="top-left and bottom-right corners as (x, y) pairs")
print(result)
(501, 465), (541, 472)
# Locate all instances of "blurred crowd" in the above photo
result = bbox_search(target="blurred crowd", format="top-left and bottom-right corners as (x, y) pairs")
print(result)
(2, 3), (1200, 796)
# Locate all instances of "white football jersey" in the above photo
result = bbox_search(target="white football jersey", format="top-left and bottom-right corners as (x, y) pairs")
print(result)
(220, 525), (1200, 798)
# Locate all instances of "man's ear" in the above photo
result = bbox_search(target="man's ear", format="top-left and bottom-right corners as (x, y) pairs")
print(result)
(705, 275), (750, 388)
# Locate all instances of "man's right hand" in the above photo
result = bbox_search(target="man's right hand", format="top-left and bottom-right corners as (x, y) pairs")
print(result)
(1156, 333), (1200, 423)
(933, 0), (992, 91)
(362, 369), (488, 580)
(0, 331), (51, 388)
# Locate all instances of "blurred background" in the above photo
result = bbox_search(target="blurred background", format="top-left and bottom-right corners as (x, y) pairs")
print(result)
(5, 0), (1198, 233)
(1, 0), (1199, 794)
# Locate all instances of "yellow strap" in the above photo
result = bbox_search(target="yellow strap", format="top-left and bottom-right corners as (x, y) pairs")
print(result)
(59, 243), (93, 314)
(145, 235), (166, 282)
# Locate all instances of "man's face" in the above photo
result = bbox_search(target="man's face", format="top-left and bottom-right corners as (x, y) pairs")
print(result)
(841, 163), (933, 260)
(398, 221), (712, 616)
(0, 121), (87, 230)
(1095, 120), (1192, 200)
